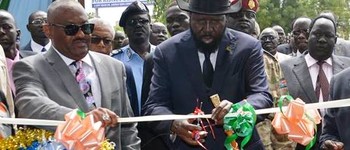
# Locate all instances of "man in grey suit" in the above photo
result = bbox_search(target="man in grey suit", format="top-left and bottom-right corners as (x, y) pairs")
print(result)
(280, 16), (350, 149)
(12, 1), (140, 149)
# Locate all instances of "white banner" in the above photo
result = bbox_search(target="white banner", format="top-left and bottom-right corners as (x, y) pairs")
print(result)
(92, 0), (153, 8)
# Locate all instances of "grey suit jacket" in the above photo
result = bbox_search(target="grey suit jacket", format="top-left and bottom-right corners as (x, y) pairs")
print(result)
(280, 54), (350, 103)
(13, 48), (140, 149)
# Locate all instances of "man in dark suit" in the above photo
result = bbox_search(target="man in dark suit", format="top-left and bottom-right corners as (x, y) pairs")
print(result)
(280, 16), (350, 149)
(13, 1), (140, 149)
(142, 0), (273, 149)
(22, 10), (51, 52)
(319, 67), (350, 150)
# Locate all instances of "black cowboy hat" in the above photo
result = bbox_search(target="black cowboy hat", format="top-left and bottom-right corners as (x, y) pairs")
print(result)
(176, 0), (241, 15)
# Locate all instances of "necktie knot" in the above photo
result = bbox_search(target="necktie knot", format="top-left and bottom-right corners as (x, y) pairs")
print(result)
(41, 47), (47, 52)
(317, 61), (325, 66)
(204, 51), (211, 59)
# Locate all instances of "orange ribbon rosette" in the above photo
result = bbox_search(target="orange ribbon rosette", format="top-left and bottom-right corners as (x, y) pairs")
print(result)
(54, 109), (105, 150)
(271, 95), (321, 147)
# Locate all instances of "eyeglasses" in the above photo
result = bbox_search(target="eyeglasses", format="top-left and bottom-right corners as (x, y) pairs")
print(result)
(31, 18), (47, 25)
(126, 19), (149, 27)
(292, 29), (308, 36)
(50, 23), (94, 36)
(260, 36), (276, 41)
(91, 36), (113, 45)
(229, 11), (256, 19)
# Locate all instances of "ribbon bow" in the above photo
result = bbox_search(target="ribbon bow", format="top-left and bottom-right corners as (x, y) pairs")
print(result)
(271, 95), (321, 149)
(224, 101), (256, 150)
(54, 109), (105, 150)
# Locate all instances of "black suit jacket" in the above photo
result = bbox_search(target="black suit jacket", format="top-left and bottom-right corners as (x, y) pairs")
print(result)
(143, 29), (273, 150)
(319, 67), (350, 148)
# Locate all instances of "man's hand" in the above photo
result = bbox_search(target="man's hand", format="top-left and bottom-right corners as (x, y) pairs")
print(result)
(170, 118), (207, 145)
(211, 100), (232, 125)
(321, 140), (344, 150)
(87, 107), (119, 127)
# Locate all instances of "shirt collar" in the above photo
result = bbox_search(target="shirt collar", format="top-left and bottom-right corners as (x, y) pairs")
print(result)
(30, 39), (52, 51)
(6, 49), (20, 62)
(53, 46), (93, 68)
(123, 44), (156, 60)
(305, 53), (332, 68)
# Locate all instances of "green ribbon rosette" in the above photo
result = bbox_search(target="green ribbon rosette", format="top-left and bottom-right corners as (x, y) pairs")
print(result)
(223, 102), (256, 150)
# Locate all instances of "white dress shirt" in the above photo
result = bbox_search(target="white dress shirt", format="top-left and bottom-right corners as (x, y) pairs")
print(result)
(54, 47), (102, 107)
(305, 54), (332, 102)
(30, 40), (51, 53)
(198, 49), (219, 71)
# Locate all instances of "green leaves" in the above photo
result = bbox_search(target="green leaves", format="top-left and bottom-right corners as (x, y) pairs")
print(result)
(258, 0), (350, 39)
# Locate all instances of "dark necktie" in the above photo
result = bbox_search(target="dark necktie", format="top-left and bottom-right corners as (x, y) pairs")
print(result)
(41, 47), (47, 52)
(203, 51), (214, 88)
(315, 61), (329, 101)
(72, 61), (96, 110)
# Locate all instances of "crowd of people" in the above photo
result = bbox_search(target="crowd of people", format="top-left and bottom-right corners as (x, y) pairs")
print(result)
(0, 0), (350, 149)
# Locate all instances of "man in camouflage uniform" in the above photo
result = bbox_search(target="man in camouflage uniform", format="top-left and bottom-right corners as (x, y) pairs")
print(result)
(257, 27), (296, 150)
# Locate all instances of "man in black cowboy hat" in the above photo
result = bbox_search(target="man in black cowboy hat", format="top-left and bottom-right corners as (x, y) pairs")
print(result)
(142, 0), (272, 149)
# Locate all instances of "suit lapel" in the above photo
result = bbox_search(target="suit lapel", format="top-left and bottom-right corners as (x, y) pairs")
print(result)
(332, 55), (346, 74)
(90, 53), (112, 109)
(211, 30), (236, 95)
(177, 31), (207, 101)
(44, 48), (89, 112)
(292, 57), (318, 103)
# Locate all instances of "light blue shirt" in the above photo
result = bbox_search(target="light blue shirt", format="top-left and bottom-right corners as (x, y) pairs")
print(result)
(112, 44), (156, 115)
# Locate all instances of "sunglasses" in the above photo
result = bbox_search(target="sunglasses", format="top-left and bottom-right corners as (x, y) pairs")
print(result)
(126, 19), (150, 27)
(31, 18), (47, 25)
(91, 36), (113, 45)
(50, 23), (94, 36)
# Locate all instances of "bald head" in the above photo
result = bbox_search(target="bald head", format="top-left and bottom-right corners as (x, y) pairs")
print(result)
(0, 10), (19, 56)
(47, 0), (85, 23)
(0, 10), (16, 25)
(28, 10), (47, 24)
(89, 18), (115, 55)
(89, 18), (115, 39)
(272, 25), (285, 44)
(292, 17), (312, 53)
(259, 27), (279, 55)
(150, 22), (168, 45)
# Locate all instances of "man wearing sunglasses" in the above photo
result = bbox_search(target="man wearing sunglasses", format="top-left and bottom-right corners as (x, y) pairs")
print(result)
(12, 1), (140, 149)
(226, 0), (259, 35)
(88, 18), (114, 55)
(22, 11), (51, 53)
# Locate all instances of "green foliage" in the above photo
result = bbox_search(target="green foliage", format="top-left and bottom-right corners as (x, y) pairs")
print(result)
(150, 0), (174, 23)
(257, 0), (350, 39)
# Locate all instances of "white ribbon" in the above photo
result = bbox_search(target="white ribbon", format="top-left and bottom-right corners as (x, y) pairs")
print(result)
(1, 98), (349, 126)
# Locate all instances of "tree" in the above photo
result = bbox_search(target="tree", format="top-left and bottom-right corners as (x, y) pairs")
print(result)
(150, 0), (174, 23)
(257, 0), (350, 39)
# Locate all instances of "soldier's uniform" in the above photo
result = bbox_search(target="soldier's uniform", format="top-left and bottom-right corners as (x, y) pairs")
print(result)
(256, 50), (296, 150)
